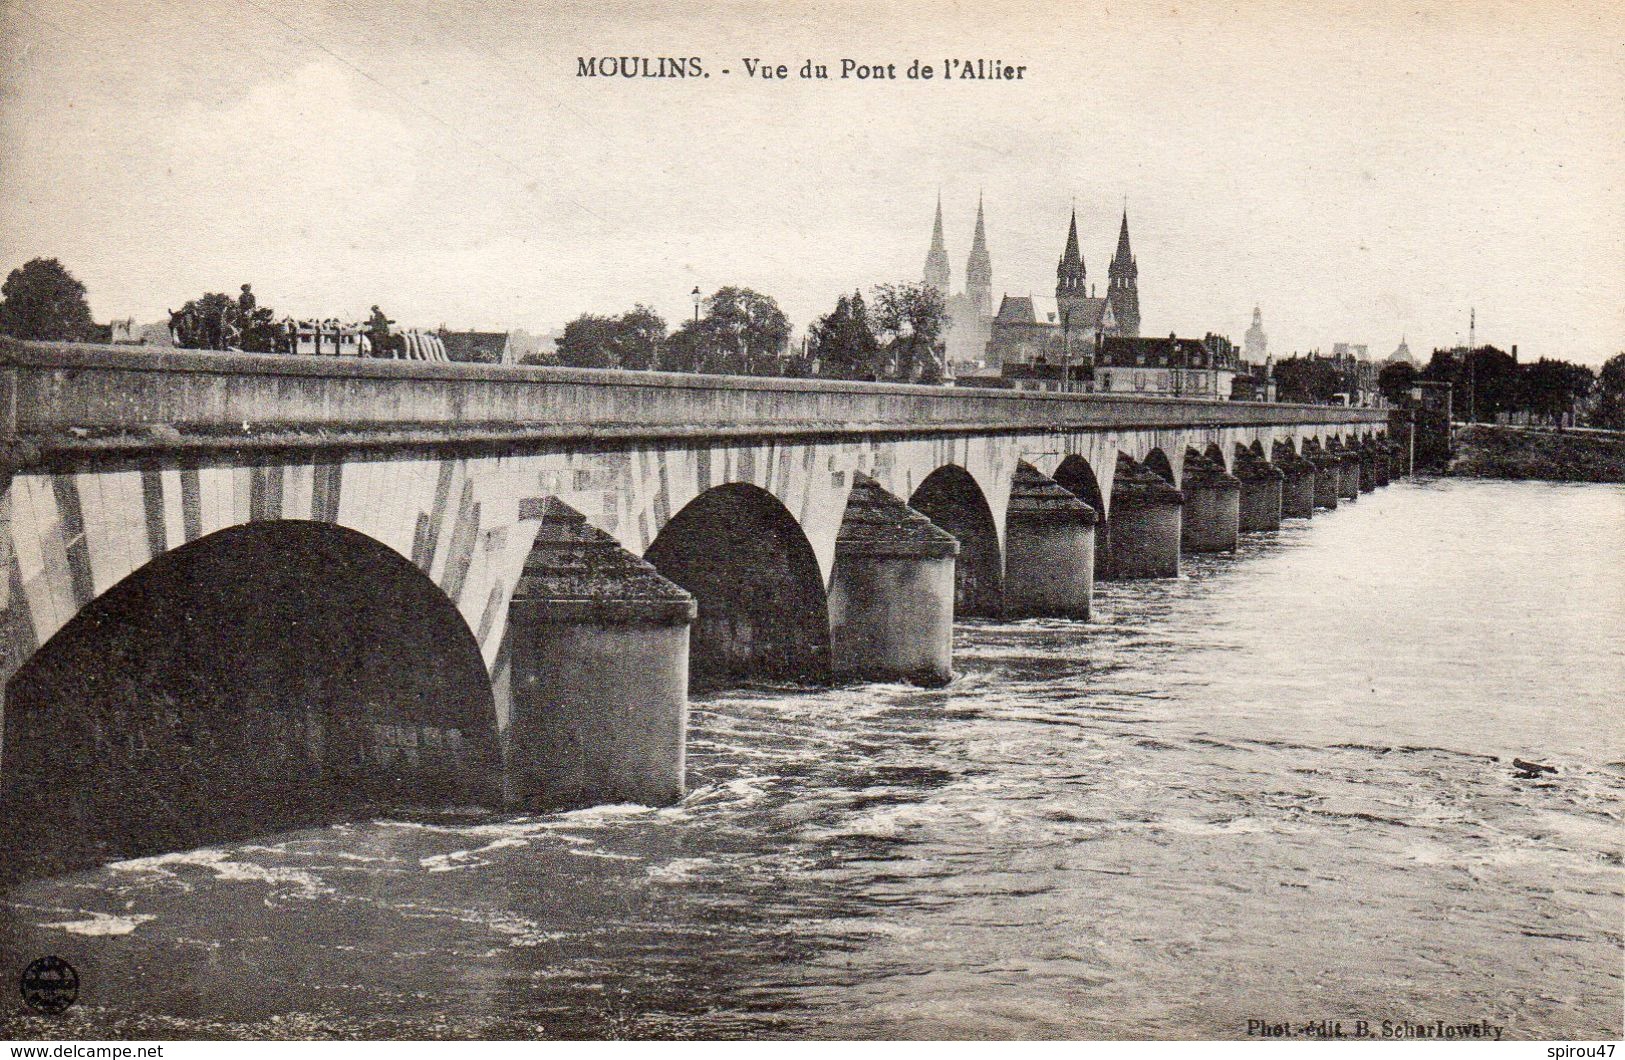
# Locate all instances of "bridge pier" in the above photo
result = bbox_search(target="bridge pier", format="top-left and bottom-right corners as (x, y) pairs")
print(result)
(1369, 441), (1390, 487)
(829, 476), (957, 686)
(1386, 439), (1407, 480)
(1276, 447), (1316, 519)
(1358, 445), (1378, 493)
(1307, 448), (1340, 510)
(1337, 450), (1361, 500)
(504, 500), (696, 809)
(1234, 450), (1285, 532)
(1106, 455), (1183, 579)
(1004, 461), (1098, 620)
(1181, 452), (1241, 553)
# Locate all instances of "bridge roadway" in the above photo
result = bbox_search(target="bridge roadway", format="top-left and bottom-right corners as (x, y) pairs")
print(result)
(0, 339), (1397, 873)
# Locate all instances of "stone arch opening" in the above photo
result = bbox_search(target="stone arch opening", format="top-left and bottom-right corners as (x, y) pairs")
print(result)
(908, 465), (1003, 618)
(1249, 440), (1267, 459)
(1, 521), (499, 878)
(1203, 442), (1228, 470)
(644, 483), (830, 688)
(1053, 454), (1109, 573)
(1143, 448), (1176, 485)
(1272, 438), (1298, 460)
(1053, 455), (1107, 517)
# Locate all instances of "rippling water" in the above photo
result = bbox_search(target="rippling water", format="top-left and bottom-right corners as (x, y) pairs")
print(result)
(3, 479), (1621, 1040)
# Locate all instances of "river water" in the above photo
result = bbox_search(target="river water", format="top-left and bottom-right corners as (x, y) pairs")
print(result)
(3, 479), (1621, 1040)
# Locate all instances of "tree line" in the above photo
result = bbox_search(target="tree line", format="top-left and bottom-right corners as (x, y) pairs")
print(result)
(543, 283), (950, 383)
(1388, 348), (1618, 429)
(7, 255), (1622, 428)
(0, 257), (953, 384)
(1268, 346), (1623, 430)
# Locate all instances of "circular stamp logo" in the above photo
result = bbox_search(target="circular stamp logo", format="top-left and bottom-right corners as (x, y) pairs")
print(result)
(20, 956), (79, 1014)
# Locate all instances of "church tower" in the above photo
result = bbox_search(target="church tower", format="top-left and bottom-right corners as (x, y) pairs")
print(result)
(1055, 207), (1087, 314)
(1107, 208), (1141, 337)
(1243, 305), (1267, 361)
(965, 194), (993, 317)
(923, 195), (950, 297)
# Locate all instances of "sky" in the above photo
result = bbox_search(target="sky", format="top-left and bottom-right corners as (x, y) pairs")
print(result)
(1, 0), (1621, 363)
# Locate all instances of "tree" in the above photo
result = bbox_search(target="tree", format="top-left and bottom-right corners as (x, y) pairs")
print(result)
(1465, 346), (1521, 422)
(1377, 361), (1418, 406)
(616, 304), (667, 371)
(703, 286), (791, 375)
(1518, 358), (1594, 426)
(0, 258), (95, 342)
(872, 281), (948, 383)
(554, 313), (623, 368)
(169, 292), (239, 350)
(658, 287), (789, 376)
(167, 284), (290, 352)
(1271, 355), (1341, 404)
(554, 305), (668, 370)
(658, 317), (707, 373)
(1419, 345), (1521, 422)
(1591, 353), (1625, 431)
(808, 290), (882, 380)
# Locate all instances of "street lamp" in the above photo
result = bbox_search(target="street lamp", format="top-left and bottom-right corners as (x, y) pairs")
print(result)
(691, 286), (701, 323)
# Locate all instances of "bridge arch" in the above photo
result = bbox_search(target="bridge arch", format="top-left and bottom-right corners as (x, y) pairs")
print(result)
(1143, 447), (1177, 486)
(643, 483), (830, 687)
(1203, 442), (1229, 472)
(1, 520), (499, 877)
(1052, 454), (1110, 574)
(908, 465), (1003, 618)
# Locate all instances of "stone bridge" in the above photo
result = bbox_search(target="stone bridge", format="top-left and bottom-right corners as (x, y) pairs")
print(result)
(0, 340), (1398, 872)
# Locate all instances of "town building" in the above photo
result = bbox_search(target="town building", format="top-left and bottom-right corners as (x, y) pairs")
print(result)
(1230, 357), (1276, 402)
(1095, 333), (1238, 399)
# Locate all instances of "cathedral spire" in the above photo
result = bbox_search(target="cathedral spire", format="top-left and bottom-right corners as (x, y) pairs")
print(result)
(1112, 208), (1133, 270)
(965, 193), (993, 316)
(923, 194), (950, 295)
(1056, 207), (1085, 297)
(1106, 204), (1140, 337)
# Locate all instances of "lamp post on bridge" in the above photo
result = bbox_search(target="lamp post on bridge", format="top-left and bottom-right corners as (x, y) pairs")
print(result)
(691, 287), (701, 324)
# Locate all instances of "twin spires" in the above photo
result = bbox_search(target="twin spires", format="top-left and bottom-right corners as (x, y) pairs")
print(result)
(923, 193), (994, 315)
(920, 195), (1139, 335)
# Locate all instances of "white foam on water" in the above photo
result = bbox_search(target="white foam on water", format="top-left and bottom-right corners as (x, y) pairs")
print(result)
(419, 836), (530, 873)
(38, 911), (158, 936)
(648, 857), (712, 882)
(109, 848), (330, 900)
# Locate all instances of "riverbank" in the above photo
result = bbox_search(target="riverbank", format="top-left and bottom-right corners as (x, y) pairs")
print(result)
(1445, 424), (1625, 483)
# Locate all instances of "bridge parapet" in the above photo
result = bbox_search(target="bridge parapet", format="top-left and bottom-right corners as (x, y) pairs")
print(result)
(3, 339), (1387, 456)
